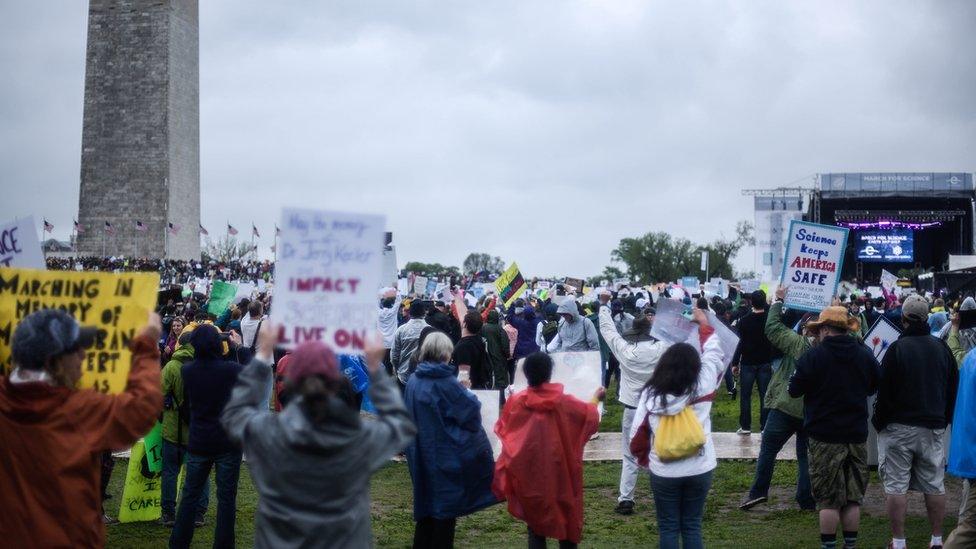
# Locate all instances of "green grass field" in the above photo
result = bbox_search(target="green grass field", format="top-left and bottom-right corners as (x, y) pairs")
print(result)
(105, 380), (958, 547)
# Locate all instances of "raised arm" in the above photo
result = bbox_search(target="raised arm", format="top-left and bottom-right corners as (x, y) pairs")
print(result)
(765, 289), (808, 359)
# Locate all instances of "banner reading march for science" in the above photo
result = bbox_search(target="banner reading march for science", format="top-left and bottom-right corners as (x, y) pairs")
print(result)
(779, 220), (849, 312)
(0, 267), (159, 393)
(273, 208), (385, 354)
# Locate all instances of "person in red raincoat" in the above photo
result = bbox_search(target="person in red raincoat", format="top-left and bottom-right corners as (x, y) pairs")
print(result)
(492, 352), (603, 548)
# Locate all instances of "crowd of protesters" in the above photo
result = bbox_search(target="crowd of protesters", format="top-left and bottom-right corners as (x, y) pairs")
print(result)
(2, 258), (976, 548)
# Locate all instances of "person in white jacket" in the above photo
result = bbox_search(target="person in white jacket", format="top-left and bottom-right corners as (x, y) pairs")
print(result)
(377, 288), (402, 376)
(598, 304), (670, 516)
(629, 308), (725, 549)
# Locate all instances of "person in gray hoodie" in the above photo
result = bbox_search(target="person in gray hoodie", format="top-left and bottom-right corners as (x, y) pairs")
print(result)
(546, 299), (600, 353)
(221, 324), (416, 549)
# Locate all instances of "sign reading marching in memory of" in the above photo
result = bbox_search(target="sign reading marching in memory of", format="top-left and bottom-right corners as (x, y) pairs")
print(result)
(0, 268), (159, 393)
(0, 216), (45, 269)
(495, 262), (526, 307)
(779, 220), (850, 312)
(274, 208), (385, 354)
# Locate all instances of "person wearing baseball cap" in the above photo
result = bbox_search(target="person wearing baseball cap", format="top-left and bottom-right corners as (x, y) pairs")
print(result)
(219, 323), (415, 549)
(788, 305), (881, 549)
(0, 309), (163, 548)
(873, 294), (958, 549)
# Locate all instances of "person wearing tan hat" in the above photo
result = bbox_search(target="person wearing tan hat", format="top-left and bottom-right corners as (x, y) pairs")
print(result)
(788, 305), (881, 549)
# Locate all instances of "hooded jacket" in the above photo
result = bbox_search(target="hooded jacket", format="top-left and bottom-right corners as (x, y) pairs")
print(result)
(546, 300), (600, 353)
(628, 327), (725, 478)
(0, 334), (162, 548)
(404, 361), (498, 520)
(949, 349), (976, 479)
(788, 335), (880, 444)
(492, 383), (600, 544)
(506, 306), (541, 359)
(391, 318), (429, 384)
(597, 307), (668, 407)
(161, 344), (195, 445)
(762, 302), (808, 420)
(221, 357), (416, 549)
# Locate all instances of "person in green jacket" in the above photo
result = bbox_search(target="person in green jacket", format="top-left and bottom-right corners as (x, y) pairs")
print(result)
(160, 342), (210, 526)
(740, 285), (816, 511)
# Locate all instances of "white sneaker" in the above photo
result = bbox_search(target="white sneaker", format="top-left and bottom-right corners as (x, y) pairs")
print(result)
(736, 428), (751, 435)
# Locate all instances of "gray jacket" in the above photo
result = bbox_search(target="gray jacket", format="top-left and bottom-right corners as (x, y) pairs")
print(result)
(391, 318), (429, 383)
(546, 299), (600, 352)
(221, 358), (416, 549)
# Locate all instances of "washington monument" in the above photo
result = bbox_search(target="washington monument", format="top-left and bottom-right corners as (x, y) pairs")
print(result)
(75, 0), (200, 259)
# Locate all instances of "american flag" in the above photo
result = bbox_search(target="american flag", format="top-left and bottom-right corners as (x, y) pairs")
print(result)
(252, 224), (260, 238)
(135, 220), (148, 232)
(199, 224), (209, 236)
(167, 222), (180, 235)
(104, 221), (114, 233)
(74, 219), (84, 233)
(227, 223), (239, 236)
(43, 219), (54, 233)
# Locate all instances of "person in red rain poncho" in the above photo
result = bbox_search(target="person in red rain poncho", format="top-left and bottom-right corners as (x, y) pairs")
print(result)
(492, 352), (604, 548)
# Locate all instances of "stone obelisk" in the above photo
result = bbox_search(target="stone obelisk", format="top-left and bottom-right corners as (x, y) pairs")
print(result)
(76, 0), (200, 259)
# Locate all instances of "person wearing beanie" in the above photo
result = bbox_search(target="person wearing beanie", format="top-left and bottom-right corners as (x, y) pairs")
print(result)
(220, 325), (415, 548)
(873, 294), (958, 549)
(0, 309), (163, 548)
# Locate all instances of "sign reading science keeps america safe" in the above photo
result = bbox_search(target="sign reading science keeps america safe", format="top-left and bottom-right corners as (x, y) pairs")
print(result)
(779, 220), (849, 312)
(273, 208), (385, 354)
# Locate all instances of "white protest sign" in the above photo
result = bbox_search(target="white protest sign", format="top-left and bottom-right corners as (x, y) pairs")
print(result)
(739, 279), (760, 294)
(880, 269), (898, 291)
(650, 298), (696, 345)
(0, 216), (45, 269)
(710, 278), (729, 299)
(256, 279), (267, 292)
(234, 281), (255, 304)
(274, 208), (385, 354)
(397, 278), (409, 295)
(471, 389), (501, 457)
(613, 278), (630, 290)
(780, 220), (849, 312)
(512, 351), (602, 403)
(413, 275), (428, 297)
(683, 311), (739, 368)
(864, 316), (901, 363)
(536, 280), (551, 290)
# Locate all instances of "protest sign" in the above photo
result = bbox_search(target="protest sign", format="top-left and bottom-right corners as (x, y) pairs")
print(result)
(739, 279), (760, 294)
(233, 281), (255, 304)
(397, 278), (409, 295)
(413, 275), (428, 297)
(471, 389), (501, 457)
(0, 268), (158, 393)
(495, 262), (526, 307)
(536, 280), (551, 290)
(207, 280), (237, 314)
(880, 269), (898, 291)
(650, 298), (697, 345)
(425, 278), (437, 297)
(256, 278), (267, 293)
(273, 208), (384, 353)
(143, 422), (163, 474)
(613, 278), (630, 290)
(564, 277), (585, 292)
(864, 315), (901, 363)
(683, 311), (739, 368)
(0, 216), (45, 269)
(780, 220), (849, 312)
(118, 440), (163, 523)
(512, 351), (602, 403)
(710, 278), (729, 299)
(157, 287), (182, 308)
(681, 277), (700, 293)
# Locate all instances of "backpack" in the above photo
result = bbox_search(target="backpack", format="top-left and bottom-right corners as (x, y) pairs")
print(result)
(652, 392), (715, 462)
(542, 320), (559, 344)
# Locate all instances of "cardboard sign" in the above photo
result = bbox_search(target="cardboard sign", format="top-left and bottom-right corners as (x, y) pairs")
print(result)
(512, 351), (602, 403)
(495, 263), (526, 307)
(564, 277), (585, 293)
(780, 220), (849, 312)
(207, 280), (237, 314)
(118, 439), (163, 523)
(0, 268), (159, 393)
(650, 298), (697, 345)
(274, 208), (385, 353)
(864, 315), (901, 363)
(0, 216), (45, 269)
(471, 389), (501, 457)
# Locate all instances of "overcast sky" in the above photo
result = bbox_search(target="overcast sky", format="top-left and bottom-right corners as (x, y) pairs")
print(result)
(1, 1), (974, 278)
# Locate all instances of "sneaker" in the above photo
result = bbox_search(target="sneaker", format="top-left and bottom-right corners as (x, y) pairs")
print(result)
(736, 428), (751, 435)
(103, 514), (119, 525)
(739, 495), (767, 510)
(159, 512), (175, 527)
(614, 500), (635, 515)
(589, 433), (601, 441)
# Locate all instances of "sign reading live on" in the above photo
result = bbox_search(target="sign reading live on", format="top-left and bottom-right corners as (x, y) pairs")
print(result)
(779, 220), (850, 312)
(273, 208), (385, 354)
(0, 267), (159, 393)
(0, 216), (45, 269)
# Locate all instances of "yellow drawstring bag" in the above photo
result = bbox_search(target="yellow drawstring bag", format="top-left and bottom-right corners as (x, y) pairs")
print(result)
(654, 406), (706, 462)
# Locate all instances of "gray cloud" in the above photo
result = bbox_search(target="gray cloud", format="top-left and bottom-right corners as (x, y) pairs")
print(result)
(2, 0), (973, 278)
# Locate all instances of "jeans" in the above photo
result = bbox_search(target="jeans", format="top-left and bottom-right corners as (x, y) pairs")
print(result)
(413, 517), (456, 548)
(169, 450), (242, 549)
(161, 440), (210, 516)
(739, 362), (772, 431)
(603, 354), (620, 389)
(649, 470), (713, 549)
(619, 406), (641, 502)
(747, 409), (814, 508)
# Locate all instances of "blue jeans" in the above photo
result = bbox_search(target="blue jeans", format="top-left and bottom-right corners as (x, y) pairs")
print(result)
(169, 451), (242, 549)
(748, 409), (815, 509)
(161, 440), (210, 516)
(739, 363), (772, 431)
(649, 470), (713, 549)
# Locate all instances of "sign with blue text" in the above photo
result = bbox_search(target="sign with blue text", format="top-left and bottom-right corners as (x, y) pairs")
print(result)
(779, 220), (849, 312)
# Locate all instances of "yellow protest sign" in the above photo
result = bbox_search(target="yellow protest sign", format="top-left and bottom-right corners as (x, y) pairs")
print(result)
(118, 440), (162, 523)
(0, 267), (159, 394)
(494, 262), (526, 308)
